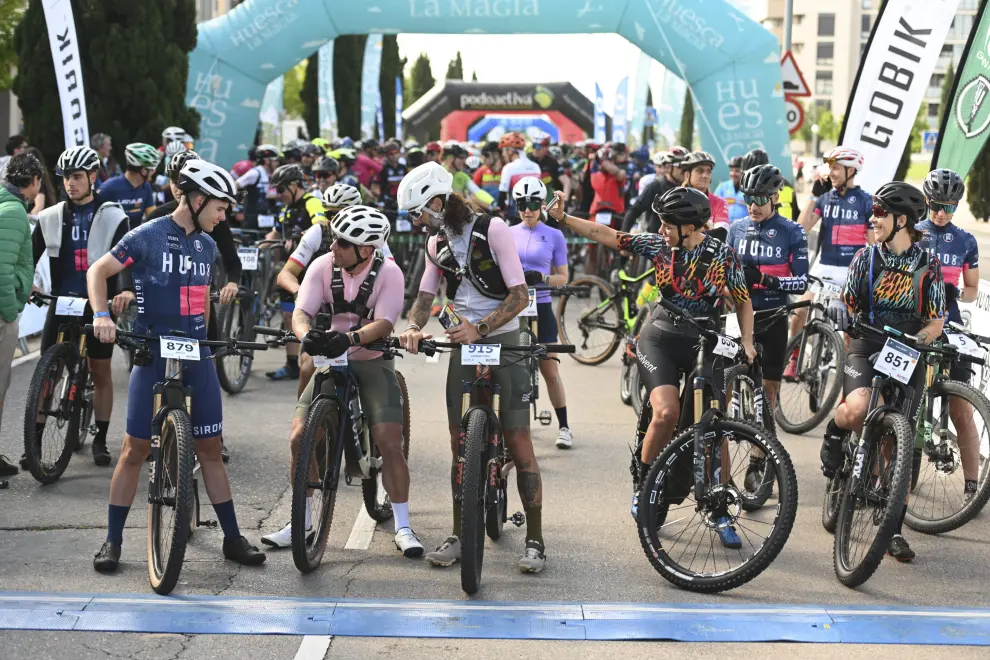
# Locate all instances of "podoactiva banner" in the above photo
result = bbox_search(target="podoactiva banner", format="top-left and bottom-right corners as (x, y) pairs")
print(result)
(933, 0), (990, 178)
(838, 0), (959, 192)
(41, 0), (89, 149)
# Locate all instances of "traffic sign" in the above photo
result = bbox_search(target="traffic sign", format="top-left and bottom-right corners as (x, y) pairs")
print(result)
(786, 98), (804, 135)
(781, 50), (810, 98)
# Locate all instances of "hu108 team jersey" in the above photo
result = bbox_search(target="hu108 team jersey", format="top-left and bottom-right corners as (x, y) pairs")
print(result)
(111, 216), (216, 340)
(917, 219), (979, 322)
(726, 214), (809, 310)
(814, 186), (873, 267)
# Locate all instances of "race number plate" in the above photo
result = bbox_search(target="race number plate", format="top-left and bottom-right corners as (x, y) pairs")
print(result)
(873, 338), (920, 384)
(55, 297), (87, 317)
(160, 336), (200, 361)
(257, 214), (275, 228)
(521, 288), (538, 317)
(461, 344), (501, 366)
(946, 332), (984, 358)
(595, 211), (613, 225)
(313, 353), (348, 368)
(237, 247), (259, 271)
(713, 335), (740, 358)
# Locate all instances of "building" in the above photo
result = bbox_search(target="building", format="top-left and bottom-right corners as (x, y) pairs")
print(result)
(760, 0), (980, 129)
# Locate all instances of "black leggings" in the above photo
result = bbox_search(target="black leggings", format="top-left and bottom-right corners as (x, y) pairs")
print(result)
(635, 318), (728, 405)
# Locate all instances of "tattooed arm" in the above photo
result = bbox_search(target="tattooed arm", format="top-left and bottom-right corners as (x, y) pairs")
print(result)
(479, 284), (529, 331)
(291, 307), (314, 342)
(545, 191), (620, 250)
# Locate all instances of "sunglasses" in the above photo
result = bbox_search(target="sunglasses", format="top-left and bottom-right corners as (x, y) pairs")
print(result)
(315, 172), (334, 180)
(518, 200), (542, 212)
(930, 201), (958, 214)
(332, 233), (355, 249)
(872, 201), (891, 218)
(275, 185), (288, 194)
(743, 194), (772, 206)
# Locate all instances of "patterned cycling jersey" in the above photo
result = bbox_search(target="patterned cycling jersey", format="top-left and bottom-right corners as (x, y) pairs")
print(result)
(616, 232), (749, 318)
(843, 243), (945, 327)
(727, 213), (809, 310)
(111, 216), (216, 340)
(917, 219), (978, 323)
(814, 186), (873, 267)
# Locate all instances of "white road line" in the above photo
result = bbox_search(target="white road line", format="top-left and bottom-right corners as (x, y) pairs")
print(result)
(11, 350), (39, 368)
(293, 635), (332, 660)
(343, 504), (376, 550)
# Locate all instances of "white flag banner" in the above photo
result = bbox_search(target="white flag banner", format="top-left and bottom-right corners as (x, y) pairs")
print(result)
(42, 0), (89, 149)
(839, 0), (959, 192)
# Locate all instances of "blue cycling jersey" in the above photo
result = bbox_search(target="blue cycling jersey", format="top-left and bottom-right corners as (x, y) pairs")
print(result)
(110, 215), (215, 340)
(814, 186), (872, 267)
(727, 213), (809, 310)
(917, 219), (979, 323)
(714, 180), (748, 222)
(98, 175), (155, 229)
(57, 201), (96, 297)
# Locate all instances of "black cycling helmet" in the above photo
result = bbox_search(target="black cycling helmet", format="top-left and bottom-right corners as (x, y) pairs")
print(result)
(271, 164), (306, 188)
(301, 142), (325, 157)
(728, 156), (743, 169)
(681, 151), (716, 170)
(742, 148), (770, 172)
(281, 145), (302, 162)
(874, 181), (927, 228)
(444, 144), (468, 159)
(3, 152), (43, 188)
(922, 168), (965, 203)
(312, 156), (340, 174)
(166, 149), (201, 181)
(740, 164), (784, 196)
(481, 141), (500, 155)
(652, 187), (711, 228)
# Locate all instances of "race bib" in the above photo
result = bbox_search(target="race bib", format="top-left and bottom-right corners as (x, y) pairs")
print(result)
(396, 218), (412, 233)
(873, 338), (920, 384)
(237, 247), (259, 271)
(946, 332), (984, 358)
(55, 297), (87, 317)
(595, 211), (613, 225)
(160, 336), (200, 361)
(713, 335), (740, 359)
(257, 214), (275, 228)
(818, 280), (843, 299)
(461, 344), (501, 365)
(313, 353), (348, 368)
(723, 314), (741, 339)
(521, 288), (538, 317)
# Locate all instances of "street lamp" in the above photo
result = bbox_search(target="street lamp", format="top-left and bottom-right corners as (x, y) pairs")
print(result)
(811, 123), (820, 160)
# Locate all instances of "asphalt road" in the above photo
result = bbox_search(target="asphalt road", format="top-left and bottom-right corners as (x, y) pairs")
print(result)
(1, 316), (989, 659)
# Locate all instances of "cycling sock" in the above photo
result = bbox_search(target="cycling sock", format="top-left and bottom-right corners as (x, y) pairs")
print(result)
(93, 420), (110, 446)
(895, 503), (907, 535)
(826, 419), (843, 436)
(106, 505), (130, 546)
(393, 501), (410, 533)
(212, 500), (241, 539)
(555, 407), (569, 430)
(286, 355), (298, 369)
(452, 499), (462, 537)
(524, 506), (543, 547)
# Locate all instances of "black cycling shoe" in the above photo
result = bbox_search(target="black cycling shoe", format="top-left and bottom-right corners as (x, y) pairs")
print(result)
(887, 534), (915, 562)
(820, 423), (846, 478)
(92, 443), (111, 467)
(0, 454), (18, 477)
(222, 535), (267, 566)
(94, 541), (122, 572)
(221, 442), (230, 463)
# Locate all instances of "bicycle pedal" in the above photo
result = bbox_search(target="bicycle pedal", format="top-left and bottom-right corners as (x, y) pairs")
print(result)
(509, 511), (526, 527)
(199, 519), (219, 529)
(538, 411), (552, 426)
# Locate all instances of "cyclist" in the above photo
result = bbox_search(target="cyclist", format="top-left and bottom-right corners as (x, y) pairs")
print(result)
(726, 164), (809, 487)
(546, 186), (756, 545)
(741, 149), (799, 221)
(917, 168), (982, 500)
(679, 151), (729, 229)
(397, 162), (546, 573)
(98, 143), (161, 229)
(587, 143), (630, 274)
(510, 177), (573, 449)
(473, 141), (503, 201)
(445, 144), (495, 211)
(160, 126), (186, 152)
(715, 156), (748, 223)
(267, 164), (327, 381)
(311, 155), (340, 195)
(234, 144), (278, 230)
(785, 146), (871, 378)
(621, 146), (689, 234)
(819, 182), (945, 562)
(87, 158), (266, 572)
(376, 140), (406, 210)
(425, 141), (443, 164)
(299, 142), (324, 187)
(497, 132), (541, 217)
(532, 136), (571, 201)
(353, 139), (383, 190)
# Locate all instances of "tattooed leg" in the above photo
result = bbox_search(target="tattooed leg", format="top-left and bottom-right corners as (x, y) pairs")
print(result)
(506, 426), (543, 545)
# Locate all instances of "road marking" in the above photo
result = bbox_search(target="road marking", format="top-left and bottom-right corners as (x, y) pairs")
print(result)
(294, 635), (332, 660)
(343, 504), (376, 550)
(11, 350), (39, 368)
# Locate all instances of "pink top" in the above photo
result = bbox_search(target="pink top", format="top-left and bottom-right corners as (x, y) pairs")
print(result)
(419, 217), (526, 293)
(352, 153), (383, 189)
(708, 192), (729, 228)
(296, 252), (404, 360)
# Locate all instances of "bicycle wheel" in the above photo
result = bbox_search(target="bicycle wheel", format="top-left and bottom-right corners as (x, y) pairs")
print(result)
(630, 364), (647, 420)
(620, 356), (635, 406)
(775, 323), (844, 434)
(22, 343), (78, 484)
(620, 307), (649, 406)
(636, 418), (798, 592)
(724, 364), (775, 511)
(834, 411), (912, 588)
(148, 409), (194, 595)
(906, 380), (990, 534)
(216, 303), (254, 394)
(460, 408), (491, 595)
(292, 398), (340, 573)
(71, 368), (94, 453)
(822, 471), (847, 534)
(556, 275), (622, 365)
(363, 371), (412, 522)
(401, 250), (426, 319)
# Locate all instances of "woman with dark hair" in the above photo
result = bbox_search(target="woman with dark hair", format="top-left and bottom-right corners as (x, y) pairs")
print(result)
(25, 147), (57, 214)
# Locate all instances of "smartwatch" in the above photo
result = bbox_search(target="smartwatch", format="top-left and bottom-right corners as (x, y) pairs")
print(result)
(477, 321), (490, 338)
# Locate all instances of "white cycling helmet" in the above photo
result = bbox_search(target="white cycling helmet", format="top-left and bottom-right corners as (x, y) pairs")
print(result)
(323, 183), (363, 208)
(397, 161), (453, 213)
(512, 176), (547, 201)
(331, 205), (391, 249)
(56, 146), (100, 175)
(177, 159), (237, 204)
(164, 140), (188, 160)
(162, 126), (186, 142)
(823, 146), (864, 173)
(465, 155), (481, 170)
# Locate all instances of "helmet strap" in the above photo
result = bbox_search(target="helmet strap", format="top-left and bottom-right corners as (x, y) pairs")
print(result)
(881, 215), (904, 245)
(344, 245), (369, 273)
(189, 194), (208, 233)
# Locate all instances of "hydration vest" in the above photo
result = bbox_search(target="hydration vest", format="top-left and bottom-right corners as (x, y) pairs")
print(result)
(323, 253), (386, 331)
(37, 200), (128, 266)
(657, 238), (720, 303)
(431, 214), (509, 301)
(860, 245), (931, 326)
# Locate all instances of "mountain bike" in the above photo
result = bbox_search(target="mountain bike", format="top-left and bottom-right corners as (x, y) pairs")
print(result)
(90, 324), (269, 595)
(634, 297), (797, 593)
(775, 274), (846, 434)
(254, 325), (412, 574)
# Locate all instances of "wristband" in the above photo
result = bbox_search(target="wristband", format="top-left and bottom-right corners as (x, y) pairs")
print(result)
(94, 311), (110, 319)
(406, 323), (422, 332)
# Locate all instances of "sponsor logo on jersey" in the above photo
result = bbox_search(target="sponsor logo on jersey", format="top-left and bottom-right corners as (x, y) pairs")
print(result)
(844, 364), (862, 379)
(194, 239), (203, 252)
(944, 232), (954, 242)
(767, 228), (777, 238)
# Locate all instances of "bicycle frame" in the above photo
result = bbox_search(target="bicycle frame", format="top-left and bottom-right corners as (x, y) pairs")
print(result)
(148, 357), (194, 508)
(309, 366), (375, 492)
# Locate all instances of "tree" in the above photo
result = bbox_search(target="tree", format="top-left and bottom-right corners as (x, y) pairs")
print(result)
(679, 89), (695, 150)
(333, 35), (368, 138)
(0, 1), (24, 90)
(940, 61), (955, 114)
(301, 53), (319, 138)
(13, 0), (200, 171)
(377, 35), (404, 140)
(408, 52), (436, 106)
(968, 140), (990, 222)
(282, 61), (306, 121)
(446, 51), (464, 80)
(471, 70), (478, 82)
(642, 86), (654, 146)
(893, 106), (928, 181)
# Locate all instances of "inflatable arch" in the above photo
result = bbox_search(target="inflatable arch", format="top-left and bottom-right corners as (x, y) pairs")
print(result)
(186, 0), (792, 180)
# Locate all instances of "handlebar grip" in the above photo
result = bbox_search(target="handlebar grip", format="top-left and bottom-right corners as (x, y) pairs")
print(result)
(657, 296), (682, 317)
(544, 344), (576, 354)
(789, 299), (813, 310)
(253, 326), (282, 336)
(84, 324), (94, 333)
(237, 341), (270, 351)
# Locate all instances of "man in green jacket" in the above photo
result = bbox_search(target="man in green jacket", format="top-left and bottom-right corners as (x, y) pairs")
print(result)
(0, 152), (43, 483)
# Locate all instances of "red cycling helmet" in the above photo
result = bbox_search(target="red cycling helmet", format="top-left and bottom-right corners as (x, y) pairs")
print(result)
(498, 132), (527, 150)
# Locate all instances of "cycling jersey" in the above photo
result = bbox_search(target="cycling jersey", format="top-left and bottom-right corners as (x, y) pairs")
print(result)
(706, 192), (729, 229)
(275, 192), (326, 240)
(235, 165), (271, 227)
(843, 243), (945, 328)
(98, 175), (155, 228)
(352, 153), (383, 189)
(377, 162), (407, 207)
(917, 219), (978, 323)
(814, 186), (872, 267)
(726, 213), (809, 310)
(452, 170), (494, 207)
(714, 180), (748, 223)
(54, 200), (95, 296)
(288, 223), (393, 272)
(473, 165), (502, 200)
(616, 232), (749, 318)
(110, 216), (216, 340)
(510, 220), (567, 304)
(148, 199), (242, 287)
(499, 154), (542, 212)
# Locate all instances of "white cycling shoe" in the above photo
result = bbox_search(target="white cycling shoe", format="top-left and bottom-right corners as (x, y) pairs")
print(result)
(394, 527), (425, 558)
(556, 427), (573, 449)
(260, 522), (313, 549)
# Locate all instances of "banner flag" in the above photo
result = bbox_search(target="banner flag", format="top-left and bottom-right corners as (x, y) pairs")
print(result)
(613, 76), (630, 143)
(42, 0), (89, 148)
(594, 83), (607, 143)
(317, 41), (337, 140)
(361, 35), (384, 140)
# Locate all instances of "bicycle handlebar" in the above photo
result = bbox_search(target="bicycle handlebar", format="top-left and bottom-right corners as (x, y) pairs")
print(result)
(86, 325), (269, 352)
(851, 321), (955, 356)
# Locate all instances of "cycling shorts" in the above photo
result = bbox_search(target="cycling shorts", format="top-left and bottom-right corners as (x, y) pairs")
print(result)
(126, 350), (223, 440)
(843, 337), (925, 418)
(41, 303), (114, 361)
(636, 316), (727, 400)
(295, 357), (403, 426)
(754, 314), (789, 382)
(445, 329), (531, 430)
(809, 257), (849, 293)
(536, 302), (558, 343)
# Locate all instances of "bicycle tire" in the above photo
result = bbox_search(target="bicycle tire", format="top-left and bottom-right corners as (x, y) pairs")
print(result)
(636, 418), (798, 592)
(620, 307), (649, 406)
(460, 408), (490, 595)
(906, 379), (990, 535)
(485, 465), (507, 541)
(292, 398), (340, 573)
(775, 323), (845, 434)
(22, 343), (77, 484)
(148, 409), (194, 596)
(556, 275), (622, 365)
(362, 371), (412, 522)
(822, 471), (846, 534)
(72, 370), (94, 453)
(401, 251), (426, 319)
(833, 411), (912, 588)
(216, 303), (254, 394)
(630, 364), (647, 420)
(724, 364), (775, 511)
